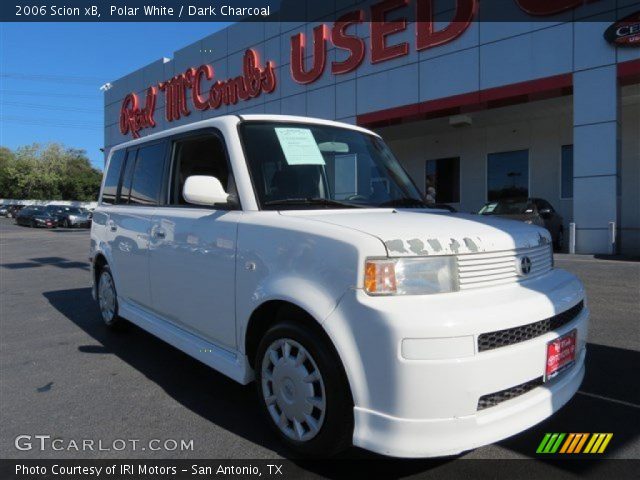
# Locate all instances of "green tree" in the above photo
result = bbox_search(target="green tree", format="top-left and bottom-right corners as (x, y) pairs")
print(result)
(0, 143), (102, 201)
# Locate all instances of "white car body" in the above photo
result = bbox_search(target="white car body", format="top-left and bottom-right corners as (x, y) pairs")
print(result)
(90, 115), (588, 458)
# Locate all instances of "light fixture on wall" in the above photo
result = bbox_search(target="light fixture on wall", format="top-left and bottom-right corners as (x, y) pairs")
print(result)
(449, 114), (472, 127)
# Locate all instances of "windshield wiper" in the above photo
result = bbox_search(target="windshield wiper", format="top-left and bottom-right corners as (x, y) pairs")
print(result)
(263, 197), (363, 209)
(378, 197), (428, 208)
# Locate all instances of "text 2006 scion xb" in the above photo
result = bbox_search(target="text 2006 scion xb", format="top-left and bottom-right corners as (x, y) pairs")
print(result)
(90, 115), (588, 458)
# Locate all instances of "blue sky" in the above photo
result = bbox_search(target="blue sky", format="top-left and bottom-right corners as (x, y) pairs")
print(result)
(0, 22), (232, 169)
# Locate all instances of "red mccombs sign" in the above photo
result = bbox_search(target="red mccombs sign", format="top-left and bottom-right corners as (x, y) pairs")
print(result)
(119, 0), (599, 138)
(120, 49), (276, 138)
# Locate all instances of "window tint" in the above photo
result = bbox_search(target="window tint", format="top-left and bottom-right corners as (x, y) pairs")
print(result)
(561, 145), (573, 198)
(101, 149), (126, 204)
(169, 133), (235, 206)
(128, 143), (167, 206)
(425, 157), (460, 204)
(487, 150), (529, 201)
(119, 149), (137, 204)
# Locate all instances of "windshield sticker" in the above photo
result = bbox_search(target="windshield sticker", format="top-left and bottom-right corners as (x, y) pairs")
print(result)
(275, 128), (326, 166)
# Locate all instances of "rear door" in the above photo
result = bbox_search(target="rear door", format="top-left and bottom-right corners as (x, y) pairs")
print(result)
(106, 141), (168, 309)
(148, 130), (240, 349)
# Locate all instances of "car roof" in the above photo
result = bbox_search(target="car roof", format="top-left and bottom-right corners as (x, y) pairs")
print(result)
(108, 114), (380, 156)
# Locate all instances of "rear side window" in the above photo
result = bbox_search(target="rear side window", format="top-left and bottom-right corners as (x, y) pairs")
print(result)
(101, 150), (125, 204)
(127, 143), (167, 206)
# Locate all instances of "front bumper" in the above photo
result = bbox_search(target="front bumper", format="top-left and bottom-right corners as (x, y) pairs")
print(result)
(68, 217), (91, 227)
(323, 268), (588, 458)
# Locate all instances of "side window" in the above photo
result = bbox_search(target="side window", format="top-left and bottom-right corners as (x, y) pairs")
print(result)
(101, 149), (126, 204)
(169, 133), (236, 206)
(118, 148), (137, 204)
(128, 142), (167, 206)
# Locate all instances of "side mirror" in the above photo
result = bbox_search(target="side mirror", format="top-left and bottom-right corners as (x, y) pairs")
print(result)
(183, 175), (229, 206)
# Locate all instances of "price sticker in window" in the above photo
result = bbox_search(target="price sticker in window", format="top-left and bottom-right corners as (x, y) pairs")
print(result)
(275, 128), (325, 166)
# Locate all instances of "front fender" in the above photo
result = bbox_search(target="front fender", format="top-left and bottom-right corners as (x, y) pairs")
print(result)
(236, 275), (350, 354)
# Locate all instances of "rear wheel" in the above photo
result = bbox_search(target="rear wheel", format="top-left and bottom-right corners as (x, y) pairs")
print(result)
(97, 265), (121, 328)
(255, 316), (353, 457)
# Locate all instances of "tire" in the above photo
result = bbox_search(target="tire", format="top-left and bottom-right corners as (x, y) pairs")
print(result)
(97, 265), (121, 328)
(255, 314), (353, 457)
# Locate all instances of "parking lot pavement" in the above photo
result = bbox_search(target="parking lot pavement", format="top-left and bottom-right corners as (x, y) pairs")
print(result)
(1, 218), (638, 466)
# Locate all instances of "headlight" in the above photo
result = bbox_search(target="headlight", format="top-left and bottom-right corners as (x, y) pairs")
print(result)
(364, 257), (458, 295)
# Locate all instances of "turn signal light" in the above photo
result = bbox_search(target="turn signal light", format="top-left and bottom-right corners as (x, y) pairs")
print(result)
(364, 260), (397, 295)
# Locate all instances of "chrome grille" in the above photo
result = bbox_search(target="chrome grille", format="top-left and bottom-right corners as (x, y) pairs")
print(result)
(477, 377), (544, 411)
(478, 301), (584, 352)
(456, 244), (553, 290)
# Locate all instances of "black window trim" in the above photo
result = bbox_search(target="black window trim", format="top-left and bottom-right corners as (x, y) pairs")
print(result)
(161, 127), (242, 211)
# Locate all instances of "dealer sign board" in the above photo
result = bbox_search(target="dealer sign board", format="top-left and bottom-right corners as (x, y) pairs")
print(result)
(604, 11), (640, 47)
(119, 0), (625, 139)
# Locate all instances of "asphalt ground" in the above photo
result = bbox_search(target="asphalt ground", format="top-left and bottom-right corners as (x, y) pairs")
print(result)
(0, 218), (638, 471)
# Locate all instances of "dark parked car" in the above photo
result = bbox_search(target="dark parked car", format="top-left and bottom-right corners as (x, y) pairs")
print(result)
(46, 205), (92, 228)
(478, 198), (564, 250)
(15, 206), (58, 228)
(5, 204), (25, 218)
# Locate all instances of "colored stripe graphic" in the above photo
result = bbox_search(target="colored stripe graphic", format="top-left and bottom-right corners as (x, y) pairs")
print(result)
(539, 433), (613, 454)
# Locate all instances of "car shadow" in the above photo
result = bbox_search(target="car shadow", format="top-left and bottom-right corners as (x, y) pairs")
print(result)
(2, 257), (89, 271)
(42, 287), (638, 476)
(42, 287), (459, 475)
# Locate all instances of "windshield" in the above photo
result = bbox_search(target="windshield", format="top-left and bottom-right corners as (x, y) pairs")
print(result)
(479, 199), (534, 215)
(239, 122), (425, 209)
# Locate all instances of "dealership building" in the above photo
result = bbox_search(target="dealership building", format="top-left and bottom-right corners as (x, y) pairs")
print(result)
(104, 0), (640, 255)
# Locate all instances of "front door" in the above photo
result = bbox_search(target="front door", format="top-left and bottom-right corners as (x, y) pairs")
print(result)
(148, 131), (239, 349)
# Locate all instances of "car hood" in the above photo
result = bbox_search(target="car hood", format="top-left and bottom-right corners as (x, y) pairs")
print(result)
(279, 209), (551, 256)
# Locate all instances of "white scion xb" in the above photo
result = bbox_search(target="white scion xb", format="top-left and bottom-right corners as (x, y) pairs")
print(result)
(91, 115), (588, 458)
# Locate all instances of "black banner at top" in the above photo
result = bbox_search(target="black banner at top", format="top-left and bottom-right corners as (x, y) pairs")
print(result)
(0, 0), (630, 23)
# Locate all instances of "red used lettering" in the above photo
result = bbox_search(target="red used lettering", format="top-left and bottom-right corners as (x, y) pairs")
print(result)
(332, 10), (366, 75)
(290, 24), (329, 84)
(370, 0), (410, 64)
(416, 0), (477, 51)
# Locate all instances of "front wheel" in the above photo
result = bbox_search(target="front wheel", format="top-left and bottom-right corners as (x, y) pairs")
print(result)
(255, 318), (353, 457)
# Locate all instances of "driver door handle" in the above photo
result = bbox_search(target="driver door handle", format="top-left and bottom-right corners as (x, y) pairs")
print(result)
(108, 219), (117, 232)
